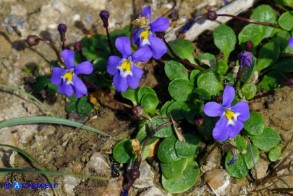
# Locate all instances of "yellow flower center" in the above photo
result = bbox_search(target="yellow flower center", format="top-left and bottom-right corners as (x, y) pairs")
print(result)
(121, 59), (132, 72)
(140, 30), (151, 40)
(225, 109), (235, 121)
(62, 68), (75, 84)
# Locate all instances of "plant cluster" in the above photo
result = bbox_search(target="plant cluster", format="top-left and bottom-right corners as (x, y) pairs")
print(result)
(20, 1), (293, 195)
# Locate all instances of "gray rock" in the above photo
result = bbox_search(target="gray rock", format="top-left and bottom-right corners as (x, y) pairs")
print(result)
(133, 161), (154, 189)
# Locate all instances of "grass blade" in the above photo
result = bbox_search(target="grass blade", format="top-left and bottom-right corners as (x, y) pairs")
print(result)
(0, 116), (110, 136)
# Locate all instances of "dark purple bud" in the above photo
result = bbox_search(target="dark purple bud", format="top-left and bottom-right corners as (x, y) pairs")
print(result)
(245, 41), (253, 52)
(120, 190), (128, 196)
(26, 35), (40, 46)
(127, 169), (140, 180)
(74, 42), (82, 51)
(194, 115), (204, 126)
(99, 10), (110, 28)
(132, 106), (144, 118)
(57, 23), (67, 42)
(238, 51), (253, 68)
(207, 11), (218, 21)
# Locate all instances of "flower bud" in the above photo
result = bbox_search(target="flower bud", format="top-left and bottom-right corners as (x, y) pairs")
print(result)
(245, 41), (253, 52)
(99, 10), (110, 28)
(74, 42), (82, 51)
(57, 23), (67, 42)
(207, 11), (217, 21)
(26, 35), (40, 46)
(194, 115), (204, 126)
(127, 168), (140, 180)
(131, 106), (144, 118)
(238, 51), (253, 68)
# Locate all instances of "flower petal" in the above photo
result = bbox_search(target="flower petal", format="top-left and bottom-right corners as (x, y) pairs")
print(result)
(131, 64), (144, 79)
(115, 37), (132, 58)
(74, 61), (93, 75)
(107, 56), (121, 75)
(289, 36), (293, 48)
(149, 35), (167, 59)
(141, 6), (152, 21)
(229, 120), (243, 139)
(72, 76), (87, 98)
(113, 74), (128, 92)
(222, 85), (235, 107)
(132, 29), (142, 47)
(213, 116), (230, 142)
(58, 82), (74, 97)
(232, 101), (250, 121)
(61, 49), (75, 68)
(127, 76), (141, 89)
(132, 45), (152, 62)
(203, 102), (223, 117)
(51, 67), (66, 85)
(150, 17), (169, 32)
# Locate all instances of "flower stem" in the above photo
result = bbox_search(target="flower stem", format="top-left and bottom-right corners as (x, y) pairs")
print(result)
(105, 27), (114, 55)
(38, 37), (65, 65)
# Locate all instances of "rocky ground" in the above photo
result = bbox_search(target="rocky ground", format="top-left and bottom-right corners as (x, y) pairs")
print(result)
(0, 0), (292, 195)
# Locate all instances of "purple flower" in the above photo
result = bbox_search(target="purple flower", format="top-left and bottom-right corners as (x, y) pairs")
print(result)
(238, 51), (253, 68)
(203, 85), (250, 142)
(51, 49), (93, 98)
(107, 36), (151, 92)
(132, 6), (170, 59)
(289, 36), (293, 48)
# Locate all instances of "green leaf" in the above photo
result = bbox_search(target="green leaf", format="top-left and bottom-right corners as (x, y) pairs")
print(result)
(168, 79), (194, 101)
(213, 24), (236, 62)
(198, 53), (217, 67)
(197, 71), (223, 96)
(251, 127), (281, 151)
(258, 71), (286, 91)
(141, 94), (159, 116)
(77, 97), (93, 117)
(238, 24), (264, 47)
(164, 60), (189, 81)
(161, 158), (188, 179)
(121, 88), (138, 105)
(158, 136), (181, 163)
(275, 30), (291, 50)
(153, 117), (173, 138)
(274, 0), (293, 8)
(166, 101), (187, 120)
(189, 69), (201, 85)
(0, 116), (109, 136)
(278, 11), (293, 31)
(65, 99), (77, 113)
(244, 112), (265, 136)
(113, 139), (136, 163)
(160, 101), (173, 116)
(33, 76), (50, 91)
(192, 88), (211, 100)
(175, 133), (200, 158)
(268, 145), (282, 162)
(241, 83), (257, 100)
(256, 40), (280, 72)
(162, 158), (199, 193)
(137, 87), (157, 103)
(272, 58), (293, 72)
(235, 135), (247, 152)
(216, 60), (228, 75)
(243, 144), (259, 169)
(168, 39), (195, 63)
(225, 152), (248, 178)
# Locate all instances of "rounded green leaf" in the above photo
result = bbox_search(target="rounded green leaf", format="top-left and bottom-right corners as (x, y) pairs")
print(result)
(161, 158), (188, 179)
(225, 152), (248, 178)
(189, 69), (200, 85)
(168, 39), (195, 63)
(235, 135), (247, 152)
(168, 79), (194, 101)
(164, 60), (188, 81)
(158, 136), (181, 163)
(160, 100), (173, 116)
(197, 71), (223, 96)
(166, 101), (187, 120)
(162, 159), (199, 193)
(175, 133), (200, 158)
(251, 127), (281, 151)
(141, 94), (159, 116)
(113, 139), (136, 164)
(258, 71), (286, 91)
(216, 60), (228, 75)
(268, 145), (282, 162)
(153, 117), (173, 138)
(77, 97), (93, 117)
(198, 53), (216, 67)
(238, 24), (264, 47)
(275, 0), (293, 8)
(121, 88), (138, 105)
(213, 24), (236, 61)
(272, 58), (293, 72)
(278, 11), (293, 31)
(244, 112), (265, 136)
(137, 87), (157, 103)
(256, 40), (280, 72)
(241, 83), (257, 100)
(243, 144), (259, 169)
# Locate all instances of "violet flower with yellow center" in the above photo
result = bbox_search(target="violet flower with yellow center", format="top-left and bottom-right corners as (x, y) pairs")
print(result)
(132, 6), (170, 59)
(51, 49), (93, 98)
(203, 85), (250, 142)
(107, 36), (151, 92)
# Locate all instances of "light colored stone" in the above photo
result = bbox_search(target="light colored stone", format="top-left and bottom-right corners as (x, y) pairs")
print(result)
(205, 169), (230, 196)
(133, 161), (154, 189)
(251, 157), (269, 180)
(84, 152), (111, 177)
(139, 187), (170, 196)
(63, 176), (81, 196)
